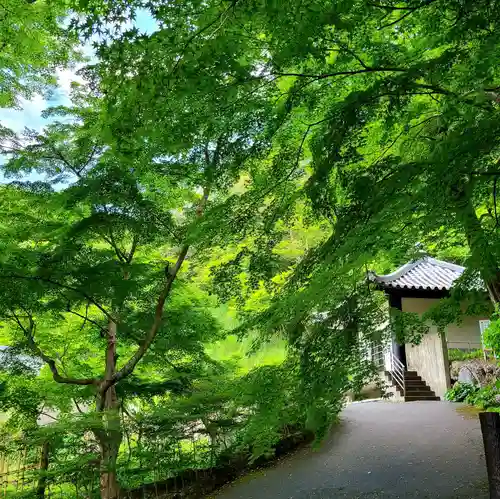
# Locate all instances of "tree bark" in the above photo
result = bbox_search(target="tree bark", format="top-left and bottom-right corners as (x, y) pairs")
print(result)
(99, 435), (121, 499)
(36, 441), (50, 499)
(96, 320), (122, 499)
(453, 182), (500, 304)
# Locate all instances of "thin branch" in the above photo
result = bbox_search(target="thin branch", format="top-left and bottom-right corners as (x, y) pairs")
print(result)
(371, 114), (441, 166)
(79, 302), (90, 332)
(326, 38), (369, 69)
(126, 235), (138, 264)
(380, 10), (416, 27)
(73, 399), (84, 414)
(494, 176), (499, 229)
(101, 231), (126, 262)
(77, 143), (99, 176)
(376, 0), (439, 28)
(9, 309), (98, 386)
(273, 67), (407, 80)
(111, 185), (211, 386)
(369, 2), (418, 9)
(67, 306), (107, 335)
(40, 412), (58, 422)
(45, 141), (82, 178)
(170, 0), (240, 77)
(0, 274), (116, 323)
(256, 115), (336, 203)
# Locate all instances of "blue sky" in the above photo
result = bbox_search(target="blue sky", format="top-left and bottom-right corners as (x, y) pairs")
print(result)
(0, 9), (158, 182)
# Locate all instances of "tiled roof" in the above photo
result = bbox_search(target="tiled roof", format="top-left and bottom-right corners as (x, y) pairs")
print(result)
(370, 257), (465, 291)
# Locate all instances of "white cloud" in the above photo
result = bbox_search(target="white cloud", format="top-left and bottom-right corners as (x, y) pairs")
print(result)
(0, 93), (47, 133)
(0, 9), (157, 138)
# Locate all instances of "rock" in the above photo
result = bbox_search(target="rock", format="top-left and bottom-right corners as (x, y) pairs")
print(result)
(453, 359), (500, 387)
(450, 360), (467, 379)
(458, 366), (478, 384)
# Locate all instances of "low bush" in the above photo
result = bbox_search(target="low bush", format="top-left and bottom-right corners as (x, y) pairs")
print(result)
(448, 349), (484, 362)
(467, 384), (500, 409)
(445, 381), (500, 409)
(445, 382), (479, 402)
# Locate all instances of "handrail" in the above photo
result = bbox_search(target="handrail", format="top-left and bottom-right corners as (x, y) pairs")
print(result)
(390, 350), (406, 397)
(369, 342), (405, 397)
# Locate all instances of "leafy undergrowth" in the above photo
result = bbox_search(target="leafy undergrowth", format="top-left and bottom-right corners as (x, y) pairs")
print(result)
(121, 430), (314, 498)
(445, 381), (500, 410)
(448, 349), (484, 362)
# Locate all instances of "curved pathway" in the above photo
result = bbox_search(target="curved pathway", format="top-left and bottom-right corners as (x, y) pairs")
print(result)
(213, 401), (488, 499)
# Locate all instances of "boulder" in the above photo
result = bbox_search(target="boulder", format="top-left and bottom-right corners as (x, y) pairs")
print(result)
(452, 359), (500, 387)
(458, 366), (478, 385)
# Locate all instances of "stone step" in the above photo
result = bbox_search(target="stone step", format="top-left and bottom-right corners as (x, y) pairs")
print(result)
(404, 376), (422, 382)
(404, 395), (440, 402)
(384, 370), (439, 402)
(405, 381), (427, 389)
(404, 390), (436, 397)
(405, 385), (431, 392)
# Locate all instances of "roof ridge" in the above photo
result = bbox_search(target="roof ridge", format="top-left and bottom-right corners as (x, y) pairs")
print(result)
(370, 256), (465, 291)
(425, 257), (465, 272)
(371, 258), (425, 283)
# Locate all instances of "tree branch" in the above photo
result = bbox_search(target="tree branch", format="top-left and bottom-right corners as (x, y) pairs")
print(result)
(9, 309), (98, 386)
(40, 412), (58, 422)
(126, 235), (138, 264)
(67, 305), (107, 336)
(494, 176), (499, 229)
(369, 2), (418, 9)
(371, 114), (441, 166)
(77, 143), (99, 176)
(273, 67), (407, 80)
(0, 274), (116, 323)
(73, 399), (85, 414)
(111, 186), (211, 386)
(372, 0), (439, 28)
(380, 10), (417, 27)
(170, 0), (240, 77)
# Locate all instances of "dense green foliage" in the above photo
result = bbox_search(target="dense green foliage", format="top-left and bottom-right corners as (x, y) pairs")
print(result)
(483, 308), (500, 354)
(448, 349), (484, 362)
(0, 0), (78, 106)
(446, 381), (500, 410)
(445, 382), (480, 403)
(2, 0), (500, 497)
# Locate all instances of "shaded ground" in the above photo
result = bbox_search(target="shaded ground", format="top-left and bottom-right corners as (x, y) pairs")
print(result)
(213, 401), (488, 499)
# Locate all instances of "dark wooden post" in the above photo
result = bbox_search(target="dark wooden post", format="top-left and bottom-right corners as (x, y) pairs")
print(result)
(479, 412), (500, 498)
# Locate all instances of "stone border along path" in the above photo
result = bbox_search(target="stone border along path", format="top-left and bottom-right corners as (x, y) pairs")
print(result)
(212, 401), (488, 498)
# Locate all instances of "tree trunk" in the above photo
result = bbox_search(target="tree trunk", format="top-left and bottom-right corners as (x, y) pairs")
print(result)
(454, 183), (500, 304)
(36, 441), (50, 499)
(96, 320), (123, 499)
(99, 435), (121, 499)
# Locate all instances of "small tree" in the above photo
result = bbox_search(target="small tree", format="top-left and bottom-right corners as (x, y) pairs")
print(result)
(0, 86), (263, 496)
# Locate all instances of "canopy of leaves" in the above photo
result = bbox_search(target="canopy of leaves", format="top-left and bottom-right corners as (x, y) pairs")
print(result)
(2, 0), (500, 497)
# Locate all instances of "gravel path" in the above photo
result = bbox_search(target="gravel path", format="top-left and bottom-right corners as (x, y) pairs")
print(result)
(213, 401), (488, 499)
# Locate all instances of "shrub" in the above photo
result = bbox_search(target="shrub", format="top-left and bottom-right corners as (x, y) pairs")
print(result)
(448, 349), (484, 362)
(482, 308), (500, 354)
(445, 382), (479, 402)
(446, 382), (500, 409)
(467, 384), (500, 409)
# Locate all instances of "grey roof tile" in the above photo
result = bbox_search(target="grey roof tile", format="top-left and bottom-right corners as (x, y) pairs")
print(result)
(370, 257), (465, 291)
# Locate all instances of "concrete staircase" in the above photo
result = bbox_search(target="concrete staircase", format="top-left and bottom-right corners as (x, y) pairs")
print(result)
(385, 370), (440, 402)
